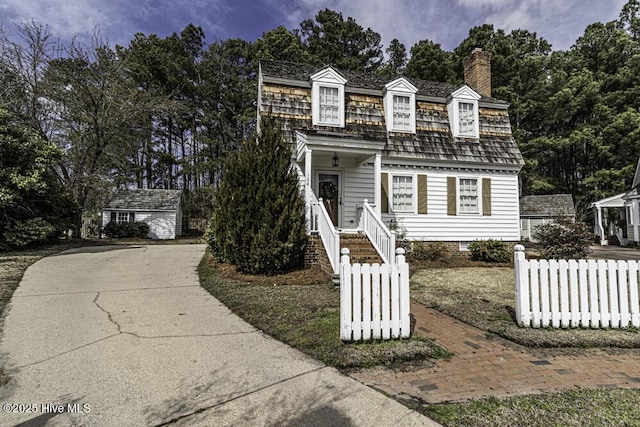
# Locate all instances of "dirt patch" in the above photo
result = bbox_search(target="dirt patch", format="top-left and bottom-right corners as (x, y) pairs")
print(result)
(213, 260), (331, 286)
(411, 267), (640, 350)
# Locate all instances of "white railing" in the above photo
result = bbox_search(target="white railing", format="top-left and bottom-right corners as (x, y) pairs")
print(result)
(340, 248), (411, 341)
(310, 194), (340, 274)
(514, 245), (640, 328)
(359, 199), (396, 264)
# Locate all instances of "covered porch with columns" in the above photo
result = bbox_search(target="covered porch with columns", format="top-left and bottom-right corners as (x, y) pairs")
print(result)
(295, 131), (386, 232)
(591, 193), (626, 246)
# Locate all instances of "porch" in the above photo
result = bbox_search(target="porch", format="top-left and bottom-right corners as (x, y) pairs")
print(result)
(294, 131), (394, 274)
(591, 193), (626, 246)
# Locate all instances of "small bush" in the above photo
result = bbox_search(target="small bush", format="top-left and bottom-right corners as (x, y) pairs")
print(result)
(468, 239), (511, 263)
(533, 217), (592, 259)
(103, 221), (149, 238)
(409, 241), (450, 262)
(2, 217), (56, 249)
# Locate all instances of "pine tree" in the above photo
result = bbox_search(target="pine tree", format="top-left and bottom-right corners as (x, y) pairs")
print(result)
(207, 116), (307, 275)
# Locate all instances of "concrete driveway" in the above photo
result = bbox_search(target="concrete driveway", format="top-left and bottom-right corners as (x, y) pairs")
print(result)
(0, 245), (435, 426)
(588, 244), (640, 260)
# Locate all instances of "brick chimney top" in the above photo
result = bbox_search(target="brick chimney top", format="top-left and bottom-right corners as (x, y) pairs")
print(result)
(463, 48), (491, 98)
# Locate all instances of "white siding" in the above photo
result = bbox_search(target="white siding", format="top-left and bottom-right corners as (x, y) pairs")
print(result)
(310, 157), (374, 229)
(101, 210), (177, 239)
(382, 168), (520, 241)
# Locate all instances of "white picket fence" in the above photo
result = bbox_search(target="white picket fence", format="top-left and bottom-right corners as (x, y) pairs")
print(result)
(514, 245), (640, 328)
(339, 248), (411, 341)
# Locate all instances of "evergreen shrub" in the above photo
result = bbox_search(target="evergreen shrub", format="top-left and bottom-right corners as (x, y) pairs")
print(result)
(103, 221), (149, 238)
(468, 239), (511, 263)
(206, 116), (307, 275)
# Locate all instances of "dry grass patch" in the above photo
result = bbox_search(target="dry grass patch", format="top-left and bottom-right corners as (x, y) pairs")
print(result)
(411, 267), (640, 348)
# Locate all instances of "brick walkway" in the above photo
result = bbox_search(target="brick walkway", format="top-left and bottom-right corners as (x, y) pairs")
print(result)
(351, 301), (640, 404)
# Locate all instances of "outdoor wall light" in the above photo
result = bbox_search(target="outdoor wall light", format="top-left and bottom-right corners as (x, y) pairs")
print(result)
(332, 152), (339, 167)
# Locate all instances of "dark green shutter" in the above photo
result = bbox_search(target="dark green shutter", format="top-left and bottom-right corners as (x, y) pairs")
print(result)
(417, 175), (428, 214)
(110, 212), (116, 222)
(447, 177), (457, 216)
(129, 212), (135, 222)
(482, 178), (492, 216)
(381, 172), (389, 213)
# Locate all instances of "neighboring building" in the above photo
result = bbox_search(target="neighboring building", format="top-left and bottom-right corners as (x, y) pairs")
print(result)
(258, 49), (524, 272)
(101, 189), (183, 240)
(520, 194), (575, 242)
(592, 158), (640, 246)
(591, 193), (626, 246)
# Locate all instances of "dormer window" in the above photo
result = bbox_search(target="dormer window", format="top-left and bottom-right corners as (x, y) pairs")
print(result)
(393, 95), (411, 130)
(447, 85), (481, 139)
(319, 86), (340, 124)
(311, 67), (346, 128)
(384, 78), (417, 134)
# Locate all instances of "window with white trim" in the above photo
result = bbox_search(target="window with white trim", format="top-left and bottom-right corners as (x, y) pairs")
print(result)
(319, 86), (340, 124)
(447, 85), (481, 139)
(459, 102), (475, 136)
(459, 178), (479, 214)
(393, 95), (411, 130)
(384, 77), (417, 133)
(392, 175), (414, 212)
(117, 212), (133, 223)
(311, 67), (346, 128)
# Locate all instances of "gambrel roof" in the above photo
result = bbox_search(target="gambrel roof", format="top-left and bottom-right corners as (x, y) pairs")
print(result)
(259, 60), (524, 168)
(105, 189), (181, 211)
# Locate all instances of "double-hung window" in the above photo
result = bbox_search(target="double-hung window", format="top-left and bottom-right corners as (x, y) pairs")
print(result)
(384, 78), (417, 133)
(447, 86), (481, 139)
(392, 175), (414, 213)
(459, 178), (478, 214)
(458, 102), (475, 136)
(311, 67), (346, 127)
(392, 95), (411, 131)
(318, 86), (340, 125)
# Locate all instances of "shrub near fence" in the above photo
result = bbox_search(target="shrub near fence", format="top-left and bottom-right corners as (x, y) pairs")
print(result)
(514, 245), (640, 329)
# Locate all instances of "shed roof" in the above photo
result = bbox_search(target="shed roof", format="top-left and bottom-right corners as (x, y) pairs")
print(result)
(520, 194), (575, 217)
(105, 189), (181, 211)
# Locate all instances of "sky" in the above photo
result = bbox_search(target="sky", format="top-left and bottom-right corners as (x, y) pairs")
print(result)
(0, 0), (630, 53)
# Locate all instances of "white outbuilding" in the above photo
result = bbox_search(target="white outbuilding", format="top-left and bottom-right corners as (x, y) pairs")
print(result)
(101, 189), (183, 239)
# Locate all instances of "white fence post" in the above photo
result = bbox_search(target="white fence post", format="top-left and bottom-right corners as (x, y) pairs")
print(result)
(396, 248), (410, 338)
(340, 248), (352, 341)
(513, 244), (527, 327)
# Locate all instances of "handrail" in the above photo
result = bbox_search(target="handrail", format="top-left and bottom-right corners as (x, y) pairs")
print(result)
(359, 199), (395, 264)
(310, 194), (340, 274)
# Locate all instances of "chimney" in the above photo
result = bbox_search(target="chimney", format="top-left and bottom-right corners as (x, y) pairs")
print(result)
(463, 48), (491, 98)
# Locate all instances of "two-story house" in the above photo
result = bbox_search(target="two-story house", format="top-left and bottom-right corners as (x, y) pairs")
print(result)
(258, 49), (524, 274)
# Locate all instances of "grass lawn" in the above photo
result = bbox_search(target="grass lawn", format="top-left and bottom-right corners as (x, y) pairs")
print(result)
(411, 265), (640, 426)
(197, 251), (452, 370)
(423, 388), (640, 427)
(411, 267), (640, 348)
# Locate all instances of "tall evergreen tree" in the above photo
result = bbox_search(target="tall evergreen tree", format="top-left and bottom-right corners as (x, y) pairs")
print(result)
(207, 116), (307, 275)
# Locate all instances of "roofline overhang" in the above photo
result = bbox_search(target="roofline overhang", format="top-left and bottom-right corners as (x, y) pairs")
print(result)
(295, 130), (385, 162)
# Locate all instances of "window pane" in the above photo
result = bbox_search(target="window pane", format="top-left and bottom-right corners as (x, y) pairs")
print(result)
(392, 95), (411, 130)
(459, 102), (475, 135)
(392, 175), (413, 212)
(319, 86), (339, 124)
(459, 178), (478, 213)
(117, 212), (129, 223)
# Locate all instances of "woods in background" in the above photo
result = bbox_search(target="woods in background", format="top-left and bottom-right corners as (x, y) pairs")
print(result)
(3, 1), (640, 242)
